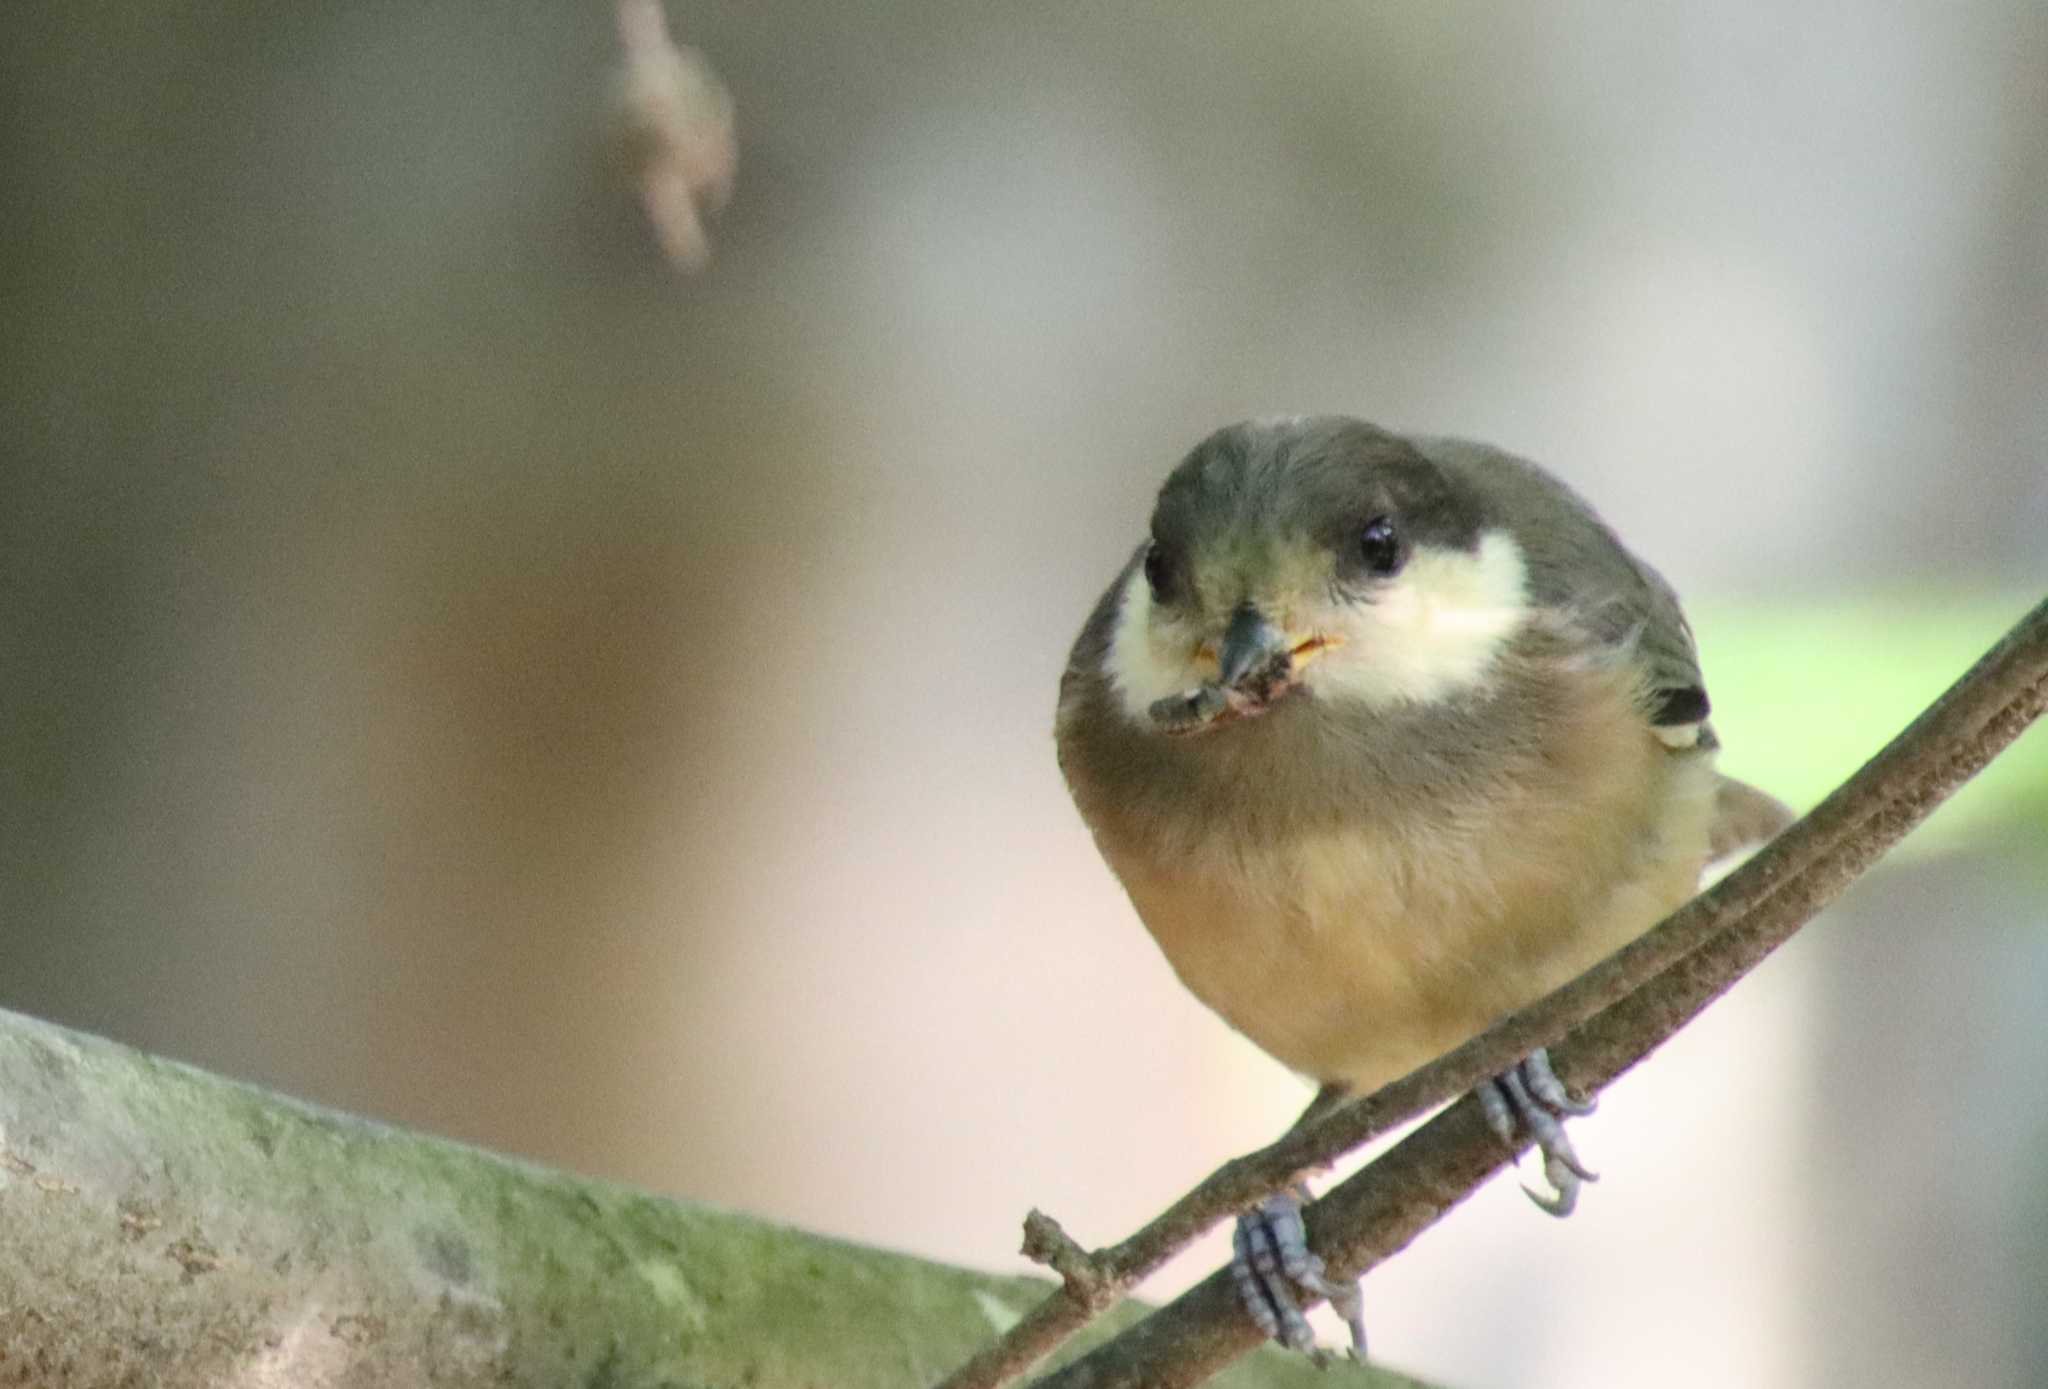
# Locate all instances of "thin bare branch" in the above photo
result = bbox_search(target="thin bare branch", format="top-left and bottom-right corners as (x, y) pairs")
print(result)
(938, 593), (2048, 1389)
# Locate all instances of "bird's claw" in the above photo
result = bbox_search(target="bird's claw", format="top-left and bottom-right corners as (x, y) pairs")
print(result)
(1477, 1048), (1599, 1217)
(1231, 1190), (1368, 1361)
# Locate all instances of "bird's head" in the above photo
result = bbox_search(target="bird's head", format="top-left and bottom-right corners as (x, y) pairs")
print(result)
(1107, 417), (1532, 735)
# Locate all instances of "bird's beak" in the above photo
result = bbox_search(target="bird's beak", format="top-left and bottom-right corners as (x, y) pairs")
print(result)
(1217, 604), (1293, 689)
(1203, 604), (1340, 692)
(1159, 605), (1338, 734)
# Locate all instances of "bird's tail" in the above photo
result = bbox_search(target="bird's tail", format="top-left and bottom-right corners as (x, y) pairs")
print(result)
(1707, 774), (1797, 864)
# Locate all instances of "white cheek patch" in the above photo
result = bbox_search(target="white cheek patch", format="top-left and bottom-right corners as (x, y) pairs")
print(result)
(1309, 529), (1530, 708)
(1106, 566), (1198, 724)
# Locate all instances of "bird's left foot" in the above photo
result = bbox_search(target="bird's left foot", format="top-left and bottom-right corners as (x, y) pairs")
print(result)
(1476, 1047), (1599, 1216)
(1231, 1188), (1368, 1361)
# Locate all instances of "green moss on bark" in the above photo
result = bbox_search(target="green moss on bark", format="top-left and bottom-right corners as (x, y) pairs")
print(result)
(0, 1009), (1420, 1387)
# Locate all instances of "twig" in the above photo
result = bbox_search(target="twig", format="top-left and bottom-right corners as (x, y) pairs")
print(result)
(937, 593), (2048, 1389)
(613, 0), (736, 270)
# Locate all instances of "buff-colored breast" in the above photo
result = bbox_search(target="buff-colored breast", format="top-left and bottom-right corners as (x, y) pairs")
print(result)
(1091, 663), (1718, 1094)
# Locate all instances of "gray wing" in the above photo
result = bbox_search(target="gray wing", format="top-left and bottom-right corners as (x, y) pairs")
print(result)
(1415, 436), (1712, 746)
(1602, 548), (1714, 744)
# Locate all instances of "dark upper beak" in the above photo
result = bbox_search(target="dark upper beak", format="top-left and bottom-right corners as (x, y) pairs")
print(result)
(1217, 604), (1290, 689)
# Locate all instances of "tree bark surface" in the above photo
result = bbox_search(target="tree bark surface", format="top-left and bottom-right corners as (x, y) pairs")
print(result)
(0, 1007), (1419, 1388)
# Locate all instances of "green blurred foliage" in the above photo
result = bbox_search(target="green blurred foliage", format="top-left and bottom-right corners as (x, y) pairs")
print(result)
(1698, 592), (2047, 869)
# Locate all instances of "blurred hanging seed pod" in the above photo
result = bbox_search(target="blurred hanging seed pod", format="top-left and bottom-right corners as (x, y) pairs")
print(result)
(613, 0), (736, 271)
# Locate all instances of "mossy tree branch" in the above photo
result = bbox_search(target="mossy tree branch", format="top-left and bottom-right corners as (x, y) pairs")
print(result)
(0, 1009), (1430, 1389)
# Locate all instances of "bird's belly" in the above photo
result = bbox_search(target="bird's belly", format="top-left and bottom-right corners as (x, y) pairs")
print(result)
(1105, 796), (1710, 1094)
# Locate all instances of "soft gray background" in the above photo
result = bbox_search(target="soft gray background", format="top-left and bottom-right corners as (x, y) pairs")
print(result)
(5, 4), (2045, 1386)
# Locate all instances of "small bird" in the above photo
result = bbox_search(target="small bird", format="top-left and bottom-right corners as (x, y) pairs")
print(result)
(1054, 416), (1790, 1356)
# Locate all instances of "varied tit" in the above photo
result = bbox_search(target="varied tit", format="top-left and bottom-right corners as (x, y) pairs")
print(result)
(1054, 416), (1791, 1357)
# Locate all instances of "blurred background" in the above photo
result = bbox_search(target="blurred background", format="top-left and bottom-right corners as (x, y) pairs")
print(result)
(4, 3), (2046, 1385)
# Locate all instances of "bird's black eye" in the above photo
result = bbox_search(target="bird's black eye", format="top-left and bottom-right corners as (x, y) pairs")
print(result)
(1358, 516), (1404, 576)
(1142, 543), (1178, 604)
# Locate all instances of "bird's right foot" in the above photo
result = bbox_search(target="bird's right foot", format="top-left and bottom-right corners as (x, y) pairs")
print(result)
(1231, 1187), (1368, 1361)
